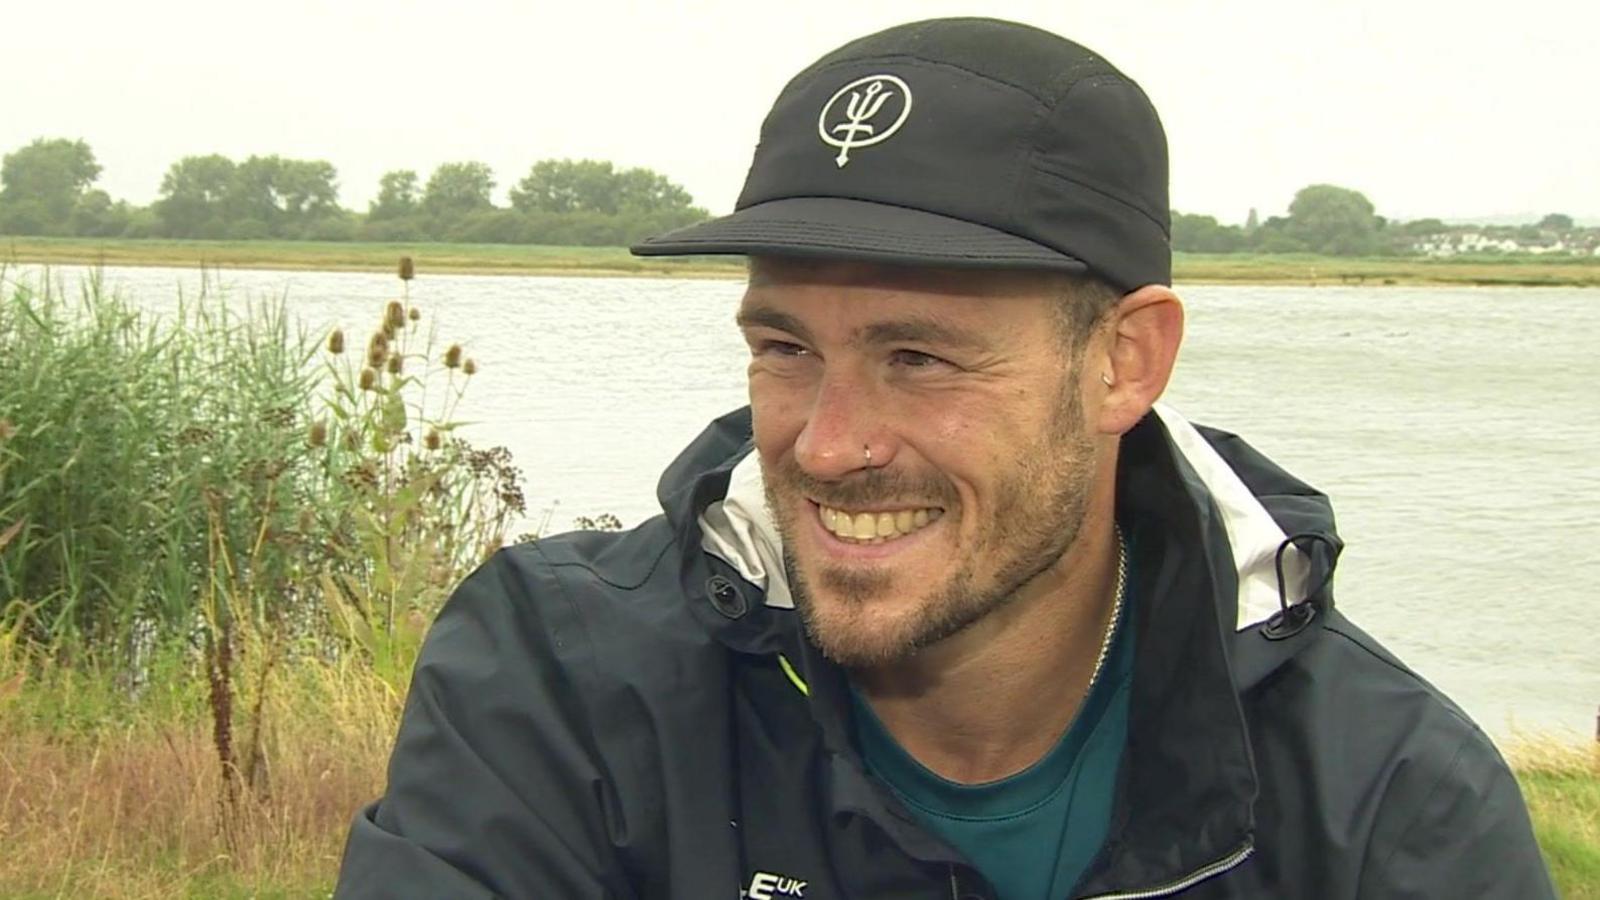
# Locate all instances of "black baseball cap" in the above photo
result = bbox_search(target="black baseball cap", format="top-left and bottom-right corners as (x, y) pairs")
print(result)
(631, 17), (1171, 294)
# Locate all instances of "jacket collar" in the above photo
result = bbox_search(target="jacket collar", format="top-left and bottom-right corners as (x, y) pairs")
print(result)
(694, 402), (1332, 633)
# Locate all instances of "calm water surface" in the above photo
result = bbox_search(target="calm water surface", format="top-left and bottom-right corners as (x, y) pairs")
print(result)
(14, 265), (1598, 740)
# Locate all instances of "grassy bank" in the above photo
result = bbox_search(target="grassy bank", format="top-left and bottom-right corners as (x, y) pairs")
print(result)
(1515, 742), (1600, 899)
(2, 236), (744, 279)
(6, 236), (1600, 286)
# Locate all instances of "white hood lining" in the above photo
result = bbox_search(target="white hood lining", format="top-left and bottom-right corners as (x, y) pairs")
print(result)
(698, 403), (1308, 631)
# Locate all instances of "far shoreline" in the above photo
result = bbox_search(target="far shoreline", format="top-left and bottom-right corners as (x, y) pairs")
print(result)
(5, 236), (1599, 287)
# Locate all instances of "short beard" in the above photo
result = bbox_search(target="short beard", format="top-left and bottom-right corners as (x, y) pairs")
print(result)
(763, 371), (1098, 668)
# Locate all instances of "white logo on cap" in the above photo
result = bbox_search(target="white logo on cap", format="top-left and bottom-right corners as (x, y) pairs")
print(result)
(817, 74), (912, 168)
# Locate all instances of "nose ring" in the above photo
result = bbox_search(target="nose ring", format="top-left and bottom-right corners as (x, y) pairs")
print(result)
(863, 444), (872, 466)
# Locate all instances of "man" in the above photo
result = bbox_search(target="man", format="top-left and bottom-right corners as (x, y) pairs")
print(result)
(337, 18), (1555, 899)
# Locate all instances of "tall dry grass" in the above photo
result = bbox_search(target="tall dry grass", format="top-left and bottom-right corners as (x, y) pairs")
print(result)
(0, 653), (398, 898)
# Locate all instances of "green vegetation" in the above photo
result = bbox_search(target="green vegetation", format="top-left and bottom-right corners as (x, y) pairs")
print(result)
(1, 236), (747, 277)
(1172, 251), (1600, 287)
(1172, 184), (1599, 258)
(0, 269), (1593, 897)
(0, 266), (529, 896)
(4, 136), (1598, 264)
(0, 139), (708, 245)
(7, 237), (1600, 285)
(1513, 742), (1600, 899)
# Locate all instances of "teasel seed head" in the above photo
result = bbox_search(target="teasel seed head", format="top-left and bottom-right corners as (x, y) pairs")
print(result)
(386, 354), (404, 375)
(327, 328), (346, 355)
(425, 428), (442, 451)
(463, 358), (478, 376)
(385, 300), (406, 330)
(308, 420), (328, 448)
(367, 332), (389, 368)
(398, 256), (415, 281)
(359, 368), (378, 391)
(407, 306), (421, 322)
(444, 344), (463, 369)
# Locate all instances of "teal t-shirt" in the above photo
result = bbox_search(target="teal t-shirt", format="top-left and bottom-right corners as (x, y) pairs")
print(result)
(850, 594), (1134, 900)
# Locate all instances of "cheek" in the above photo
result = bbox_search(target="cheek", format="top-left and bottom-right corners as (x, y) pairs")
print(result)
(748, 376), (806, 457)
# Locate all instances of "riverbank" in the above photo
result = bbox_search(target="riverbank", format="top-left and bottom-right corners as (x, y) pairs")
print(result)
(6, 236), (1600, 286)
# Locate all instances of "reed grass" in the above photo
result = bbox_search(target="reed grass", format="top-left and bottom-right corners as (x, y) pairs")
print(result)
(0, 263), (526, 897)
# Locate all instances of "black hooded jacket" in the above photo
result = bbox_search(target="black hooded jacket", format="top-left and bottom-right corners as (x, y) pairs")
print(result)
(336, 407), (1555, 899)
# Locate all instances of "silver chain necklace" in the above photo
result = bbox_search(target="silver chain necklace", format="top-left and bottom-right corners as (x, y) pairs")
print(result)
(1085, 525), (1128, 693)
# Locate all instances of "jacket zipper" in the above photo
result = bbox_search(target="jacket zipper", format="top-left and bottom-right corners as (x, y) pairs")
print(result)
(1076, 842), (1254, 900)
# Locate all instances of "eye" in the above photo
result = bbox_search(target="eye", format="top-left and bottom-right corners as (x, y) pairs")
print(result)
(890, 348), (953, 369)
(754, 339), (811, 358)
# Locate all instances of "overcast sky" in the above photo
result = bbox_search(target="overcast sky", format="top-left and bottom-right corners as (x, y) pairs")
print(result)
(6, 0), (1596, 224)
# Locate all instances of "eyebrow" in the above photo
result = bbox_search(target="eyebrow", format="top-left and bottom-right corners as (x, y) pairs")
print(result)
(735, 306), (814, 345)
(736, 304), (989, 352)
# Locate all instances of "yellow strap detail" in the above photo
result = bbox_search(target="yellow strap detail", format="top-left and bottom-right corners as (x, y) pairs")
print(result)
(777, 653), (810, 697)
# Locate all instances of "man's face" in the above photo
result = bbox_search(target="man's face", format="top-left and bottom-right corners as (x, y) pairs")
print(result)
(739, 258), (1111, 668)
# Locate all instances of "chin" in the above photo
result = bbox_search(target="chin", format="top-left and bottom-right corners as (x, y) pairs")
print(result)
(786, 553), (995, 668)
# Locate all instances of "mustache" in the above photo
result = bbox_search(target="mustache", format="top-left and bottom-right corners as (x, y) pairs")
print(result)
(764, 455), (958, 510)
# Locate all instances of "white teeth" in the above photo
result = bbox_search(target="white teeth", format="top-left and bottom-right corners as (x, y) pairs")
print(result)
(819, 504), (942, 543)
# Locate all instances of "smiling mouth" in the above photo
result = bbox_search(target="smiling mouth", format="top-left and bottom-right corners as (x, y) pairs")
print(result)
(817, 504), (944, 544)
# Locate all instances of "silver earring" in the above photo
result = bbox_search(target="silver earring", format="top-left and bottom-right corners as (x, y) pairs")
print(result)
(1100, 373), (1114, 387)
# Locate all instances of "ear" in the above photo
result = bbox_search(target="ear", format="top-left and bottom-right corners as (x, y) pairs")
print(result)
(1093, 285), (1184, 436)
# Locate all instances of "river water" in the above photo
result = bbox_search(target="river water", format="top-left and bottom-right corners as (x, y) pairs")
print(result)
(11, 264), (1597, 741)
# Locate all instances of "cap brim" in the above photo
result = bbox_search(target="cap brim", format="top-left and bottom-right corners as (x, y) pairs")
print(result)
(631, 197), (1089, 273)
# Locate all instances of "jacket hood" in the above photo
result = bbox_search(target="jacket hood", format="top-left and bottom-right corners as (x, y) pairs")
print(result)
(677, 403), (1340, 635)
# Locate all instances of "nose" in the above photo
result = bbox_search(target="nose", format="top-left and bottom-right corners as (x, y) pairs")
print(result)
(793, 368), (891, 480)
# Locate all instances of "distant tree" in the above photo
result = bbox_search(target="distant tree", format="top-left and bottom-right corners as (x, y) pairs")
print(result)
(422, 162), (495, 220)
(0, 137), (102, 235)
(220, 155), (341, 238)
(155, 154), (237, 237)
(276, 159), (341, 224)
(453, 209), (533, 244)
(1396, 217), (1448, 236)
(510, 159), (697, 215)
(1285, 184), (1380, 255)
(369, 169), (421, 221)
(222, 155), (284, 229)
(1171, 212), (1245, 253)
(68, 189), (135, 237)
(1245, 207), (1260, 232)
(1538, 213), (1574, 231)
(614, 166), (696, 213)
(1250, 215), (1309, 253)
(304, 211), (359, 242)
